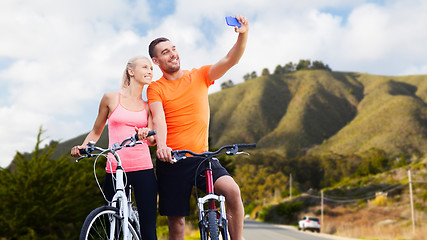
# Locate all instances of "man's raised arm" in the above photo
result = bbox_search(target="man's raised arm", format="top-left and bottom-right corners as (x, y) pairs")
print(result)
(209, 15), (249, 82)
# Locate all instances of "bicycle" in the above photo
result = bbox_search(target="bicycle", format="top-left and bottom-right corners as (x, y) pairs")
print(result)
(76, 130), (156, 240)
(171, 143), (256, 240)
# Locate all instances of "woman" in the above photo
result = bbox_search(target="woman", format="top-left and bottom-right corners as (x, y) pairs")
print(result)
(71, 56), (157, 240)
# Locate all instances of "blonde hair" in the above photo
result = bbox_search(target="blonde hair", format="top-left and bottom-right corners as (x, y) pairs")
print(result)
(121, 56), (150, 88)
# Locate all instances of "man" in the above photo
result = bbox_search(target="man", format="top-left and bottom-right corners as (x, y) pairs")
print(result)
(147, 15), (249, 240)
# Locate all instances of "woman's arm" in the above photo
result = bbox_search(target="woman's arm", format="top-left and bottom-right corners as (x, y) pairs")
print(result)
(70, 93), (113, 157)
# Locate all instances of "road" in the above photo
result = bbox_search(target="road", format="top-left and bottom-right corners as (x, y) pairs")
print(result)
(243, 220), (358, 240)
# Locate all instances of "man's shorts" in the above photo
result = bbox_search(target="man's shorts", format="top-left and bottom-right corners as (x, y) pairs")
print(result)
(156, 156), (230, 216)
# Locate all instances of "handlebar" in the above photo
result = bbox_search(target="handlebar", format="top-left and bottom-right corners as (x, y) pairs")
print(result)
(77, 130), (156, 161)
(172, 143), (256, 162)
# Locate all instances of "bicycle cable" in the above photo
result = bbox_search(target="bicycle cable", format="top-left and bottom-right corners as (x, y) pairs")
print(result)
(94, 153), (110, 204)
(92, 151), (129, 205)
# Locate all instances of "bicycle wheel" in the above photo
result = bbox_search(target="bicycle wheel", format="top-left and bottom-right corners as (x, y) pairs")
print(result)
(219, 218), (229, 240)
(207, 211), (219, 240)
(79, 206), (140, 240)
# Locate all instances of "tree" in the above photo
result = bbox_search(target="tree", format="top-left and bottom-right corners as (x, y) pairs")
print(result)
(250, 71), (257, 79)
(283, 62), (296, 73)
(296, 59), (311, 70)
(261, 68), (270, 76)
(235, 164), (288, 204)
(243, 73), (251, 81)
(0, 128), (104, 239)
(221, 79), (235, 90)
(355, 148), (390, 176)
(274, 65), (283, 75)
(311, 60), (325, 70)
(310, 60), (332, 71)
(262, 171), (288, 200)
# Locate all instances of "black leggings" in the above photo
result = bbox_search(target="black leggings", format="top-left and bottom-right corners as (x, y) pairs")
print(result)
(103, 169), (158, 240)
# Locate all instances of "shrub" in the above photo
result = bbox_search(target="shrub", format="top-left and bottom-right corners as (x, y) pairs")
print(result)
(261, 201), (304, 224)
(371, 195), (388, 206)
(244, 202), (258, 215)
(257, 206), (272, 222)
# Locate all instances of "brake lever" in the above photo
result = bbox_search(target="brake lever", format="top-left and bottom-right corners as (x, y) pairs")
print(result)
(128, 134), (138, 147)
(172, 152), (187, 162)
(76, 155), (88, 162)
(226, 147), (239, 155)
(111, 142), (121, 151)
(236, 151), (250, 156)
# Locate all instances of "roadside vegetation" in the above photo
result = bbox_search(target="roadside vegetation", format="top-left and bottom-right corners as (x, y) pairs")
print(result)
(236, 151), (427, 240)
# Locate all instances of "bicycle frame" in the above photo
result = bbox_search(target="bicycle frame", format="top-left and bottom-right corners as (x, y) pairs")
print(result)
(109, 151), (130, 239)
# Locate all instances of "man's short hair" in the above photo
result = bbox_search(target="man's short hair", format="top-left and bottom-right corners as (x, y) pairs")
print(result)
(149, 37), (170, 58)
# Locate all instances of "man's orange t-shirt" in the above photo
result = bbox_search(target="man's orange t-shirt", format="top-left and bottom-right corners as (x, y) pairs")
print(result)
(147, 65), (213, 153)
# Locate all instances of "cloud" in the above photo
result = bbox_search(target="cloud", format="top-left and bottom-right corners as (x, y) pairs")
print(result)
(1, 0), (427, 167)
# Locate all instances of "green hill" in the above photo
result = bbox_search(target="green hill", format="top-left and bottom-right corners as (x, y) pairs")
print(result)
(209, 70), (427, 157)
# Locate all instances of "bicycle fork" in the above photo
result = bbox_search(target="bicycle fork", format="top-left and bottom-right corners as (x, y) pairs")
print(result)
(198, 160), (228, 239)
(128, 186), (140, 235)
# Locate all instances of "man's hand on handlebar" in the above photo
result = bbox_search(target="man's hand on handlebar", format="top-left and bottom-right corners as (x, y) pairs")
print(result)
(156, 145), (174, 164)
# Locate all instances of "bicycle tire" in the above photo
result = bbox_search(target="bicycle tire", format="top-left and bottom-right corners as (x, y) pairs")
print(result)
(79, 206), (140, 240)
(207, 211), (219, 240)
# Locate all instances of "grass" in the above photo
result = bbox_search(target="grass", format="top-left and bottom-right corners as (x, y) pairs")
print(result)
(320, 204), (427, 240)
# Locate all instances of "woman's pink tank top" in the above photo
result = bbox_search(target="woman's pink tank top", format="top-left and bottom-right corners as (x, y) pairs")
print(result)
(106, 94), (153, 173)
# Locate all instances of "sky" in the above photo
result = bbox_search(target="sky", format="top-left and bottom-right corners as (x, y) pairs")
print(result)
(1, 0), (427, 168)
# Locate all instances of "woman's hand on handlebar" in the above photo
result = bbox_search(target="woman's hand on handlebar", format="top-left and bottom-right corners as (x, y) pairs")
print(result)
(135, 127), (151, 140)
(71, 145), (84, 158)
(135, 127), (157, 146)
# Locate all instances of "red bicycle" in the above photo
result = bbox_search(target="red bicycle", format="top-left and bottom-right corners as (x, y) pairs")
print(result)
(172, 143), (256, 240)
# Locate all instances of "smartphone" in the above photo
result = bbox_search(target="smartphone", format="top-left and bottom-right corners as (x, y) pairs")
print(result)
(225, 16), (241, 28)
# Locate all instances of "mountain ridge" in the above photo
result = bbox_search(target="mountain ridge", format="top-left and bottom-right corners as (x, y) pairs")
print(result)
(209, 70), (427, 157)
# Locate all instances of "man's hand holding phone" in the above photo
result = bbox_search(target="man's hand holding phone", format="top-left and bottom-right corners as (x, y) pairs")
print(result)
(226, 16), (241, 27)
(225, 15), (248, 34)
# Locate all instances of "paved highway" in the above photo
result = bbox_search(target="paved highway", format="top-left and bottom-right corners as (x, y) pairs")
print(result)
(243, 220), (358, 240)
